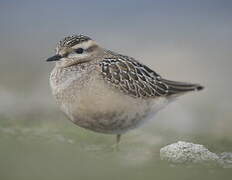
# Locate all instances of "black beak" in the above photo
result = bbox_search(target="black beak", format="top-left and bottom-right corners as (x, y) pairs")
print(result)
(46, 54), (62, 62)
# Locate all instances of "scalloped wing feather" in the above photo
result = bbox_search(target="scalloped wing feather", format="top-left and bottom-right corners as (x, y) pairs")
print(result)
(99, 56), (169, 98)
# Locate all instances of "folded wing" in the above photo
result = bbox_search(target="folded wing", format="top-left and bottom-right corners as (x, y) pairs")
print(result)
(99, 55), (203, 98)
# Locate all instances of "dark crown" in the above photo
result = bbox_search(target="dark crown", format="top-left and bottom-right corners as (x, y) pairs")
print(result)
(57, 35), (91, 49)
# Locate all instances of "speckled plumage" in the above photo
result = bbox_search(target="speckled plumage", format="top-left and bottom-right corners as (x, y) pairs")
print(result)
(47, 35), (203, 139)
(57, 34), (91, 49)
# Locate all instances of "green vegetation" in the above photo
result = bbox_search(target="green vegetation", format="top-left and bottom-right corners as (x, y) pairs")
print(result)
(0, 117), (232, 180)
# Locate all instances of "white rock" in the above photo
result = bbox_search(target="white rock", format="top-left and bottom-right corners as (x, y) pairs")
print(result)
(218, 152), (232, 168)
(160, 141), (220, 165)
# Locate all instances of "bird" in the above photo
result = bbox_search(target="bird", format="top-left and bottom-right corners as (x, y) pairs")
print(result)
(46, 34), (204, 145)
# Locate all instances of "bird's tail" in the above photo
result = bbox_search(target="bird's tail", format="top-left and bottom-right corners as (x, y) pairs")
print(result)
(161, 79), (204, 96)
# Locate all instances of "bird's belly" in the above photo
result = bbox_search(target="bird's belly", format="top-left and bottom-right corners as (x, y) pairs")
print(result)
(51, 73), (169, 134)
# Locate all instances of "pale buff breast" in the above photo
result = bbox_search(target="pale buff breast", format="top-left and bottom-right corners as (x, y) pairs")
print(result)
(50, 66), (170, 134)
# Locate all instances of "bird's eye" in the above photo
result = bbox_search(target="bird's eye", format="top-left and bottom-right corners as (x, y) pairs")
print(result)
(75, 48), (84, 54)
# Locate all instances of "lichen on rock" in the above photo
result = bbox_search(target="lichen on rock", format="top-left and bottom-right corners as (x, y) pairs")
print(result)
(160, 141), (220, 165)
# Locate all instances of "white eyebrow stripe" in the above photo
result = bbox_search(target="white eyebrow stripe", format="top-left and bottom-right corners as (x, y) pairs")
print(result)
(72, 40), (97, 50)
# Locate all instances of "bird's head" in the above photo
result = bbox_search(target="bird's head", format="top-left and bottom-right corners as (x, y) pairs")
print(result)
(46, 35), (103, 68)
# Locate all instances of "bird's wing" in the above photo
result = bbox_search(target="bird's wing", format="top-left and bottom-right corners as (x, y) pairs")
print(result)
(99, 55), (168, 98)
(99, 55), (203, 98)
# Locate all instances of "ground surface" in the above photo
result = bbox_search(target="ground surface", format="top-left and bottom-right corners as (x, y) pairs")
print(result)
(1, 117), (232, 180)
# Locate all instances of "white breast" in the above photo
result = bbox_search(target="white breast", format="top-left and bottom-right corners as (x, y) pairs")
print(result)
(49, 66), (171, 134)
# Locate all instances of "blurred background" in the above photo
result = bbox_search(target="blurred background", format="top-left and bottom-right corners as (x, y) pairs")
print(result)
(0, 0), (232, 180)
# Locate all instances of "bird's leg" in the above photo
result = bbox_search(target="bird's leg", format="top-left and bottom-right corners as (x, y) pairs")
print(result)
(110, 134), (122, 151)
(116, 134), (121, 145)
(116, 134), (122, 150)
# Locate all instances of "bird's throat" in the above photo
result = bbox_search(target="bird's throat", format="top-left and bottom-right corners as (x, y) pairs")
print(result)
(63, 59), (91, 68)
